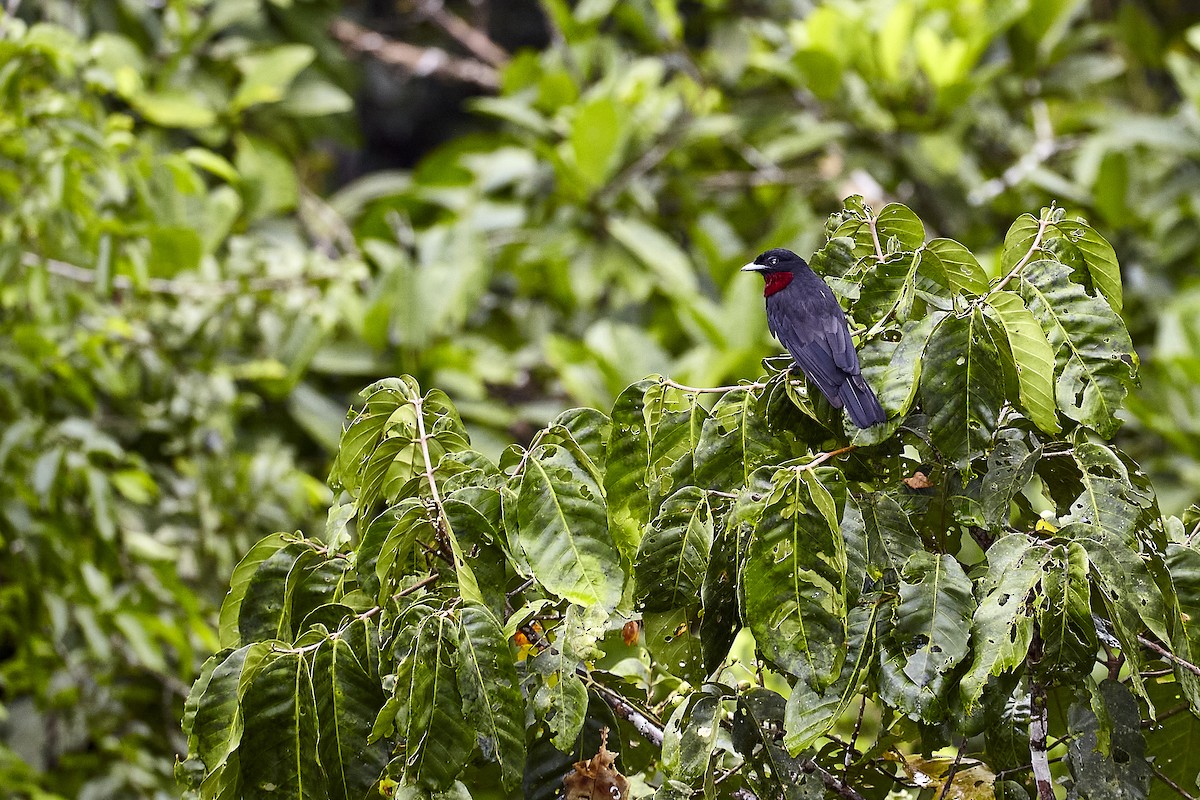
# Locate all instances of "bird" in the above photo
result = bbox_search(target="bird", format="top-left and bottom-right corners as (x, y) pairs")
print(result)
(742, 248), (886, 428)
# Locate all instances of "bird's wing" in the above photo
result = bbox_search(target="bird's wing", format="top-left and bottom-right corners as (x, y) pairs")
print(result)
(767, 283), (861, 405)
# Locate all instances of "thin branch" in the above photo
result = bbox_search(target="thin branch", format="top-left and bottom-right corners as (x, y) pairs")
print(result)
(1029, 631), (1055, 800)
(934, 740), (968, 800)
(414, 0), (509, 67)
(1138, 634), (1200, 677)
(846, 694), (868, 770)
(412, 395), (456, 564)
(867, 207), (887, 263)
(659, 377), (767, 394)
(584, 674), (665, 748)
(802, 758), (869, 800)
(1155, 765), (1200, 800)
(331, 17), (500, 90)
(797, 445), (857, 472)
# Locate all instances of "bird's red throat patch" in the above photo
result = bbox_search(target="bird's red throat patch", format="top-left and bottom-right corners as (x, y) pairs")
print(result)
(762, 272), (794, 297)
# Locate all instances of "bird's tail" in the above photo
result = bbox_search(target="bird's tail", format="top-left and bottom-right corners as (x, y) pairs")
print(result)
(840, 375), (886, 428)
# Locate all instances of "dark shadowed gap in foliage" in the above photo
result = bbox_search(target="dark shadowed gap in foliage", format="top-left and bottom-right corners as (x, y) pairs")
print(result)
(343, 0), (551, 176)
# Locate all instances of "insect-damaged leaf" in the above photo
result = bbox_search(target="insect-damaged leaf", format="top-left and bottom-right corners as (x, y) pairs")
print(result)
(635, 486), (713, 613)
(1018, 260), (1136, 437)
(519, 438), (623, 612)
(744, 469), (847, 690)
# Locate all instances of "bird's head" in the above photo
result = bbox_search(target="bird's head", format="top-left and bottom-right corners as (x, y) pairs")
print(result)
(742, 248), (806, 296)
(741, 248), (807, 274)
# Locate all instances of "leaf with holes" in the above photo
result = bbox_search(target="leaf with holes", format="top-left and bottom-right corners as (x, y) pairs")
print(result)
(635, 486), (713, 612)
(744, 469), (847, 690)
(1018, 260), (1136, 437)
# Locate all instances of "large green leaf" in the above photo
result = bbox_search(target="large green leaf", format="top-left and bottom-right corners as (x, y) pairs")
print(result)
(219, 532), (290, 648)
(855, 251), (920, 324)
(313, 621), (389, 800)
(985, 289), (1061, 434)
(191, 643), (271, 773)
(920, 310), (1004, 468)
(661, 692), (726, 784)
(635, 486), (713, 612)
(784, 604), (878, 753)
(1053, 218), (1123, 313)
(926, 238), (989, 296)
(854, 492), (924, 579)
(732, 689), (824, 799)
(879, 551), (975, 722)
(456, 603), (526, 791)
(518, 438), (622, 611)
(403, 615), (474, 790)
(604, 380), (654, 560)
(692, 387), (778, 492)
(980, 431), (1042, 530)
(1067, 680), (1151, 800)
(744, 470), (847, 689)
(960, 534), (1047, 709)
(1066, 439), (1156, 548)
(1018, 259), (1135, 436)
(1145, 678), (1200, 800)
(240, 653), (326, 800)
(1037, 541), (1096, 677)
(238, 543), (319, 645)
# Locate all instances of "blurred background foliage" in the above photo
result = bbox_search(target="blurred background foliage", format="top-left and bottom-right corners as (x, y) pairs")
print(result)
(5, 0), (1200, 796)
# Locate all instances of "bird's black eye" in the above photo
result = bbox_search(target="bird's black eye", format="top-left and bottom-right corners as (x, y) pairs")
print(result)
(768, 256), (779, 266)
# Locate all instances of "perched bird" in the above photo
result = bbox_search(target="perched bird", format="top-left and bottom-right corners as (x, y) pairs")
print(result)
(743, 248), (886, 428)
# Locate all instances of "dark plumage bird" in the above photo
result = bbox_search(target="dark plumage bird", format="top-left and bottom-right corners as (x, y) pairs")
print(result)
(743, 248), (886, 428)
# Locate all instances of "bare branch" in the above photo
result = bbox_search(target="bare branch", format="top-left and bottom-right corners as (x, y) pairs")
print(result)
(1029, 632), (1055, 800)
(1155, 765), (1200, 800)
(331, 17), (500, 90)
(1138, 633), (1200, 677)
(414, 0), (509, 67)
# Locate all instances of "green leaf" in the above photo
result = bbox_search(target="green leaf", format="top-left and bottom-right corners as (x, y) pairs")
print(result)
(219, 533), (290, 648)
(662, 692), (725, 784)
(238, 543), (319, 644)
(607, 217), (698, 293)
(692, 387), (778, 493)
(879, 551), (975, 722)
(605, 380), (654, 560)
(234, 44), (316, 110)
(1018, 259), (1136, 437)
(854, 492), (924, 579)
(518, 439), (623, 611)
(635, 486), (713, 612)
(876, 203), (926, 250)
(192, 643), (270, 772)
(1067, 680), (1151, 800)
(1144, 678), (1200, 800)
(240, 653), (326, 800)
(313, 622), (389, 800)
(1066, 439), (1156, 549)
(1001, 214), (1042, 274)
(131, 89), (217, 128)
(1038, 542), (1097, 676)
(569, 96), (627, 189)
(926, 238), (990, 296)
(920, 309), (1005, 468)
(1054, 218), (1123, 313)
(456, 603), (526, 791)
(784, 604), (878, 753)
(732, 689), (824, 799)
(980, 432), (1042, 529)
(960, 534), (1046, 709)
(745, 469), (847, 689)
(403, 615), (473, 790)
(645, 606), (705, 685)
(530, 645), (589, 751)
(985, 290), (1061, 434)
(857, 310), (946, 423)
(855, 251), (920, 324)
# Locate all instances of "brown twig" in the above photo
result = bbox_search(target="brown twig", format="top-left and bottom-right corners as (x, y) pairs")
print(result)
(331, 17), (500, 90)
(934, 740), (968, 800)
(414, 0), (509, 67)
(1138, 634), (1200, 677)
(1029, 631), (1055, 800)
(802, 758), (869, 800)
(1155, 765), (1200, 800)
